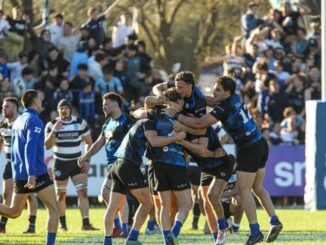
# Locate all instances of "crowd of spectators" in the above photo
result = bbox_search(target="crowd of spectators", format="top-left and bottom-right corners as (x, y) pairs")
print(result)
(0, 2), (165, 139)
(207, 1), (321, 146)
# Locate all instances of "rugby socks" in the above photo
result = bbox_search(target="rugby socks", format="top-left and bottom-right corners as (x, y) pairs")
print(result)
(59, 215), (67, 228)
(171, 220), (183, 237)
(249, 223), (261, 237)
(162, 230), (171, 245)
(192, 202), (200, 227)
(0, 216), (8, 229)
(128, 229), (139, 241)
(212, 232), (218, 242)
(147, 219), (156, 231)
(114, 218), (121, 229)
(232, 222), (240, 233)
(46, 232), (56, 245)
(28, 215), (36, 229)
(82, 216), (90, 226)
(217, 217), (227, 230)
(103, 236), (112, 245)
(270, 215), (279, 225)
(122, 222), (129, 234)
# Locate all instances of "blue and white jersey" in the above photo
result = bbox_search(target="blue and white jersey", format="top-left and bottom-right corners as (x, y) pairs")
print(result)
(145, 113), (186, 167)
(114, 119), (150, 167)
(210, 94), (262, 147)
(101, 113), (133, 165)
(11, 108), (48, 181)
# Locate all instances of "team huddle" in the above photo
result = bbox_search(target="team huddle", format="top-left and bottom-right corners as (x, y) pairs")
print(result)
(0, 73), (283, 245)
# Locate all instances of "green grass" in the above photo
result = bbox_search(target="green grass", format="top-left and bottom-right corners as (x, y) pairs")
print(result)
(0, 208), (325, 244)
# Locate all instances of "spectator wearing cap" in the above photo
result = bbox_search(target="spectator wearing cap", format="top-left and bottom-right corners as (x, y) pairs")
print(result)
(83, 0), (121, 46)
(7, 51), (28, 82)
(13, 66), (36, 98)
(88, 51), (107, 81)
(57, 21), (80, 62)
(48, 13), (64, 47)
(112, 11), (135, 48)
(52, 77), (74, 109)
(95, 65), (124, 96)
(69, 41), (89, 79)
(241, 2), (264, 39)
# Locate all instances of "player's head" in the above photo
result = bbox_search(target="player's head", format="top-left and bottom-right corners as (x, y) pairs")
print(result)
(21, 89), (43, 112)
(57, 99), (72, 120)
(175, 71), (195, 99)
(213, 76), (236, 101)
(2, 97), (19, 119)
(102, 92), (123, 118)
(163, 88), (184, 112)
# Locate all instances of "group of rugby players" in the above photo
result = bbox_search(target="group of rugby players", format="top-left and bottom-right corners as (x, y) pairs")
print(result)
(0, 72), (283, 245)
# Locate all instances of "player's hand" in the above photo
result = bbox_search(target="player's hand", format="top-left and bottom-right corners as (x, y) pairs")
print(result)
(163, 107), (177, 118)
(53, 120), (63, 131)
(24, 175), (36, 190)
(174, 131), (186, 141)
(173, 121), (184, 132)
(80, 163), (90, 173)
(78, 156), (89, 168)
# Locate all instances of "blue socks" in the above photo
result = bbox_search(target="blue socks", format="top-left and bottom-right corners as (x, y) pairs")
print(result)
(103, 236), (112, 245)
(122, 223), (129, 234)
(128, 229), (139, 241)
(171, 220), (183, 237)
(250, 223), (261, 237)
(218, 217), (227, 230)
(270, 215), (279, 225)
(147, 219), (156, 231)
(46, 232), (56, 245)
(212, 232), (218, 241)
(163, 230), (171, 245)
(114, 218), (121, 229)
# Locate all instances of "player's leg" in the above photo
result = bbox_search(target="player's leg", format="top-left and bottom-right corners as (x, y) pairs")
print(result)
(71, 172), (98, 230)
(201, 185), (218, 242)
(0, 177), (13, 233)
(158, 190), (172, 243)
(0, 192), (29, 218)
(229, 195), (243, 233)
(54, 178), (68, 230)
(188, 165), (202, 230)
(170, 192), (177, 226)
(118, 199), (129, 236)
(23, 193), (38, 233)
(252, 167), (282, 242)
(37, 184), (59, 245)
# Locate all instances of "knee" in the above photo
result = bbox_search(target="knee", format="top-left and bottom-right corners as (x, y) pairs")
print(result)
(78, 188), (88, 199)
(207, 190), (218, 204)
(76, 182), (88, 198)
(8, 208), (23, 219)
(57, 191), (67, 202)
(252, 186), (265, 197)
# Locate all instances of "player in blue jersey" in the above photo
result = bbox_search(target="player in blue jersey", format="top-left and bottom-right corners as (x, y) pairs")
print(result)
(0, 90), (59, 245)
(0, 97), (39, 234)
(167, 76), (282, 245)
(176, 125), (235, 245)
(79, 92), (133, 237)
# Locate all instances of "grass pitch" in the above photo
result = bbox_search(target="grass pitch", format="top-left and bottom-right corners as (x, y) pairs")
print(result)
(0, 208), (325, 245)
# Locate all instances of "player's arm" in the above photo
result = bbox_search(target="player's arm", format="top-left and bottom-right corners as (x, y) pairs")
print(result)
(0, 135), (3, 153)
(205, 95), (218, 108)
(173, 121), (206, 136)
(82, 134), (105, 161)
(81, 120), (93, 152)
(131, 107), (148, 119)
(102, 0), (121, 17)
(178, 139), (215, 158)
(44, 121), (62, 149)
(177, 113), (218, 129)
(152, 81), (169, 96)
(144, 130), (186, 147)
(144, 95), (167, 109)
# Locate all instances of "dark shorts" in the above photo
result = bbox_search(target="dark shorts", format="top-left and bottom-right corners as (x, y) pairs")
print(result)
(200, 156), (235, 186)
(222, 201), (232, 219)
(53, 159), (82, 181)
(187, 164), (201, 186)
(111, 159), (148, 195)
(3, 162), (12, 180)
(151, 162), (190, 192)
(236, 138), (269, 173)
(14, 173), (53, 194)
(106, 164), (114, 180)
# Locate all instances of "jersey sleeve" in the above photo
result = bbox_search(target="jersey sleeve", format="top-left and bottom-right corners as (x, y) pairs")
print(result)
(25, 118), (43, 176)
(142, 119), (156, 131)
(210, 104), (228, 121)
(101, 119), (109, 136)
(81, 119), (91, 137)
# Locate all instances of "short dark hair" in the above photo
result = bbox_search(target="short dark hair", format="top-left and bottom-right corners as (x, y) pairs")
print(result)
(175, 71), (195, 88)
(64, 21), (73, 27)
(3, 97), (19, 111)
(249, 1), (258, 8)
(21, 89), (38, 108)
(163, 88), (182, 103)
(102, 92), (123, 108)
(22, 66), (34, 76)
(94, 51), (106, 62)
(102, 65), (114, 75)
(77, 63), (88, 70)
(214, 76), (236, 95)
